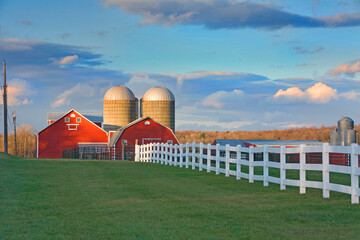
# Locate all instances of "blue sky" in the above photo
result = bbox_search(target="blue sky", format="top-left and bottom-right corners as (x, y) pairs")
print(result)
(1, 0), (360, 132)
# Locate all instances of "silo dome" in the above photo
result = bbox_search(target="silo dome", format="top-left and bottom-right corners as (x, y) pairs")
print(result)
(103, 85), (138, 129)
(143, 86), (175, 101)
(104, 85), (136, 101)
(141, 87), (175, 132)
(338, 116), (354, 130)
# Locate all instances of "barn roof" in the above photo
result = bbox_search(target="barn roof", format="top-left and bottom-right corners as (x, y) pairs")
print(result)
(108, 117), (178, 147)
(47, 112), (103, 123)
(108, 117), (151, 147)
(40, 109), (107, 135)
(214, 139), (321, 147)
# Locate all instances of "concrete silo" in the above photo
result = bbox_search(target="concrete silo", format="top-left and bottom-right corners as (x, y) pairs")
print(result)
(141, 87), (175, 132)
(103, 86), (138, 130)
(330, 117), (357, 146)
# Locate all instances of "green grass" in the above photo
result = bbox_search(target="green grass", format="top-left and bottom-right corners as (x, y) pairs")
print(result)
(1, 153), (360, 240)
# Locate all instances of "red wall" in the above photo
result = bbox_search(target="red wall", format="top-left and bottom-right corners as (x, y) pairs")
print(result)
(114, 118), (179, 148)
(38, 110), (108, 158)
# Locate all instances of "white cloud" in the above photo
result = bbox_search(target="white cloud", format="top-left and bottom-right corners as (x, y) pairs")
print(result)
(100, 0), (360, 30)
(59, 55), (79, 65)
(125, 72), (164, 97)
(339, 90), (360, 100)
(279, 123), (313, 129)
(202, 89), (245, 108)
(177, 119), (254, 130)
(50, 55), (79, 65)
(0, 38), (37, 51)
(174, 71), (250, 85)
(274, 82), (337, 104)
(306, 82), (338, 103)
(52, 84), (95, 107)
(328, 60), (360, 75)
(0, 79), (33, 106)
(274, 87), (305, 99)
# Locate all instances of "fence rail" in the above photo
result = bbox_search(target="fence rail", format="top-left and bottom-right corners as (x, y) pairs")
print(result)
(135, 142), (360, 204)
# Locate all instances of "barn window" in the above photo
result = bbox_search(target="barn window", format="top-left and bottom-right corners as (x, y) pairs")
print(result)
(68, 124), (78, 130)
(70, 114), (76, 117)
(144, 121), (150, 125)
(76, 117), (81, 123)
(65, 117), (70, 123)
(122, 140), (127, 145)
(167, 140), (173, 144)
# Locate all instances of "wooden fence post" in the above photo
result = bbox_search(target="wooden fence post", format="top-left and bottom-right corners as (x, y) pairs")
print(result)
(207, 143), (211, 173)
(225, 144), (230, 177)
(140, 145), (143, 162)
(160, 143), (164, 164)
(280, 145), (286, 190)
(322, 143), (330, 198)
(236, 145), (241, 180)
(192, 142), (196, 170)
(173, 144), (176, 167)
(157, 143), (160, 163)
(199, 142), (203, 171)
(179, 144), (183, 168)
(165, 143), (169, 165)
(185, 143), (189, 168)
(249, 146), (254, 183)
(351, 143), (359, 204)
(152, 143), (155, 163)
(263, 145), (268, 186)
(216, 144), (220, 175)
(135, 144), (140, 162)
(299, 144), (306, 194)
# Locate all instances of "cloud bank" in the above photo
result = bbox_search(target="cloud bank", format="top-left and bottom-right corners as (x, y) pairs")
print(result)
(100, 0), (360, 30)
(274, 82), (338, 104)
(328, 60), (360, 75)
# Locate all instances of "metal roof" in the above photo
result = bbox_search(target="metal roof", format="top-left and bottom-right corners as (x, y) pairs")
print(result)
(339, 116), (353, 122)
(142, 86), (175, 101)
(47, 112), (103, 123)
(103, 85), (136, 101)
(214, 139), (321, 147)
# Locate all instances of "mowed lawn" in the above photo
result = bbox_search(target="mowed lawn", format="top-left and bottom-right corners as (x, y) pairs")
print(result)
(1, 154), (360, 239)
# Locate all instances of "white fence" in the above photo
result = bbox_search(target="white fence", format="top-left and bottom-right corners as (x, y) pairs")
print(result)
(135, 142), (360, 204)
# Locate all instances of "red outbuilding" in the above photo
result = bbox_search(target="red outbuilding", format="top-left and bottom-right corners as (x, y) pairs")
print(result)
(108, 117), (179, 148)
(37, 109), (108, 158)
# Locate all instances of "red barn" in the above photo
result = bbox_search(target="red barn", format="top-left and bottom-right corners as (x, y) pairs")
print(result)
(109, 117), (179, 148)
(37, 109), (108, 158)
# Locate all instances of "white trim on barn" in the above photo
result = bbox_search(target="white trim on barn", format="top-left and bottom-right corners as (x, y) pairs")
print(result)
(142, 138), (161, 145)
(39, 109), (108, 136)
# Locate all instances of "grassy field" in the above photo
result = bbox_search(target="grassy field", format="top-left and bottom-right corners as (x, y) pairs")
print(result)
(1, 153), (360, 239)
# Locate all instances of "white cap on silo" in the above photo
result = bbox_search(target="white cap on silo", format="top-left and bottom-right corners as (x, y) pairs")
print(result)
(104, 85), (136, 101)
(143, 86), (175, 101)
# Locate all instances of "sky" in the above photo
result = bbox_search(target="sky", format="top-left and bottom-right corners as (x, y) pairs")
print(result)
(1, 0), (360, 132)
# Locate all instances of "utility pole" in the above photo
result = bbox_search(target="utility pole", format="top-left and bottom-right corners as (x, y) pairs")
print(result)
(3, 60), (8, 154)
(13, 111), (17, 156)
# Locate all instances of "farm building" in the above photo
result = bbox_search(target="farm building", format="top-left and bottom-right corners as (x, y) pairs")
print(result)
(212, 139), (321, 148)
(212, 139), (351, 166)
(108, 117), (179, 148)
(36, 85), (178, 159)
(37, 109), (109, 158)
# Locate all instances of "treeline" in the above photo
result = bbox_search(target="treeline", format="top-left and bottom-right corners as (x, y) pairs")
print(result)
(0, 125), (36, 157)
(174, 125), (357, 144)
